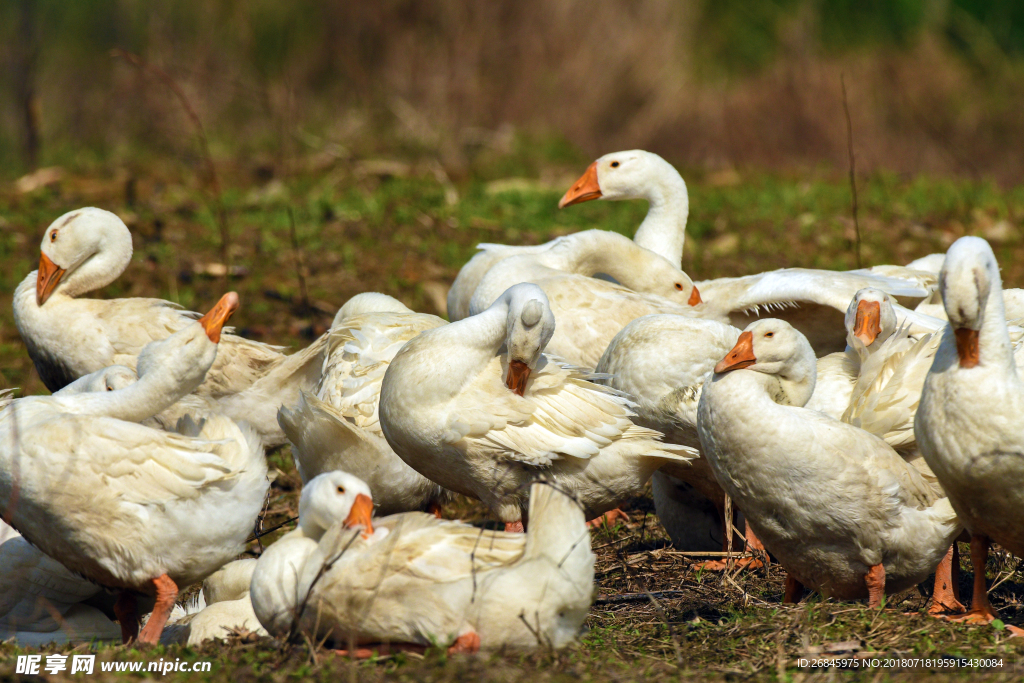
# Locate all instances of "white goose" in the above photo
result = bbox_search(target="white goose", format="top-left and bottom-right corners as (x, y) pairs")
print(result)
(910, 252), (1024, 322)
(250, 471), (594, 653)
(697, 319), (961, 609)
(12, 208), (326, 446)
(806, 288), (944, 420)
(380, 283), (692, 530)
(0, 520), (121, 645)
(447, 150), (690, 321)
(595, 297), (937, 565)
(0, 293), (269, 644)
(917, 236), (1024, 635)
(468, 231), (703, 368)
(595, 315), (746, 556)
(279, 293), (451, 515)
(558, 151), (936, 354)
(0, 366), (140, 645)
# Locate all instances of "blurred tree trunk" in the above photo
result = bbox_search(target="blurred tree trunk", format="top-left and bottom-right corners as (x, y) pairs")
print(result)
(12, 0), (40, 170)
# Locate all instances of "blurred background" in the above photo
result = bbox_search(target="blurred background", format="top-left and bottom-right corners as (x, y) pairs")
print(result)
(4, 0), (1024, 396)
(2, 0), (1024, 182)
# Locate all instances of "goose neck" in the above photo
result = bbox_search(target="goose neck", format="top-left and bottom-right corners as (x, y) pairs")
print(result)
(562, 232), (671, 288)
(978, 286), (1014, 369)
(55, 362), (198, 423)
(632, 176), (689, 267)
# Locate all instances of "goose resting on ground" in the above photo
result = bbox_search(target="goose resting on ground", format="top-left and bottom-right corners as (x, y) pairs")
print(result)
(250, 471), (594, 653)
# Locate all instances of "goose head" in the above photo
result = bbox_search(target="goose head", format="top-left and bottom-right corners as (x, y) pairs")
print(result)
(53, 365), (138, 396)
(845, 288), (898, 354)
(135, 292), (238, 400)
(501, 284), (556, 396)
(559, 150), (683, 207)
(940, 236), (1003, 369)
(36, 208), (133, 305)
(619, 249), (702, 306)
(298, 471), (375, 540)
(714, 318), (817, 407)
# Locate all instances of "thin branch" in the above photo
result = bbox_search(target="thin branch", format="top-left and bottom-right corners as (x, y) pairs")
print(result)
(246, 515), (298, 544)
(841, 73), (862, 269)
(111, 49), (231, 283)
(287, 208), (310, 314)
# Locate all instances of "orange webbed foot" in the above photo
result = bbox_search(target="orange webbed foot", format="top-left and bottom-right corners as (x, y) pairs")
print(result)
(586, 509), (629, 529)
(447, 630), (480, 654)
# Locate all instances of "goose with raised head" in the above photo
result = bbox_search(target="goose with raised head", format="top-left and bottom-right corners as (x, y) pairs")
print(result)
(12, 208), (326, 446)
(447, 150), (690, 322)
(250, 471), (594, 653)
(279, 293), (451, 515)
(558, 152), (937, 354)
(558, 149), (689, 265)
(839, 290), (945, 453)
(380, 283), (693, 530)
(468, 231), (703, 368)
(916, 236), (1024, 635)
(698, 319), (962, 610)
(0, 293), (269, 645)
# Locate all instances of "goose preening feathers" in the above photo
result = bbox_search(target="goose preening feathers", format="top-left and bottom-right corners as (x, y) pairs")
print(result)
(379, 283), (692, 530)
(0, 292), (269, 644)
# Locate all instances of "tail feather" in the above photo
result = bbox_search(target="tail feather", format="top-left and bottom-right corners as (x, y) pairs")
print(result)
(279, 392), (381, 484)
(219, 333), (330, 448)
(523, 482), (594, 581)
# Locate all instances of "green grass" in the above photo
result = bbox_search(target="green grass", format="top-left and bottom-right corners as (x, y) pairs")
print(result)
(3, 157), (1024, 681)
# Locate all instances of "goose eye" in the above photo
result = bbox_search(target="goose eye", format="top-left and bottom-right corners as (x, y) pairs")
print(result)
(336, 486), (346, 494)
(674, 283), (683, 291)
(765, 332), (774, 338)
(50, 231), (58, 242)
(610, 161), (620, 168)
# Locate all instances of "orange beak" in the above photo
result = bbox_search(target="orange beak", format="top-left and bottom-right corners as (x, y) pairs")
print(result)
(715, 331), (756, 374)
(198, 292), (239, 343)
(506, 359), (531, 396)
(853, 300), (882, 347)
(36, 253), (67, 306)
(954, 328), (979, 369)
(688, 285), (702, 306)
(343, 493), (375, 538)
(558, 161), (602, 208)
